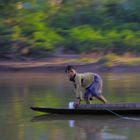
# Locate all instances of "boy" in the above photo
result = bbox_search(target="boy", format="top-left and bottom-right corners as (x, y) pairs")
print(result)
(65, 65), (108, 107)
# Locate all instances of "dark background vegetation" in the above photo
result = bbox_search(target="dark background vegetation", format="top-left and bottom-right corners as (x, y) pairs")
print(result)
(0, 0), (140, 59)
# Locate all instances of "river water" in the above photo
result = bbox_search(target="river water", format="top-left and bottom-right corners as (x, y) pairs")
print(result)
(0, 72), (140, 140)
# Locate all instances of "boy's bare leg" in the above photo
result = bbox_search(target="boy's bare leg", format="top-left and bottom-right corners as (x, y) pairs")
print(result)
(96, 95), (108, 104)
(85, 96), (91, 104)
(85, 98), (90, 104)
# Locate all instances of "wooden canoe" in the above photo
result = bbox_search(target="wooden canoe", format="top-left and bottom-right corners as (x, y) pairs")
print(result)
(30, 102), (140, 115)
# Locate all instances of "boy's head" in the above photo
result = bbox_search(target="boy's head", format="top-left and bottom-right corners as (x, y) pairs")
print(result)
(65, 65), (76, 78)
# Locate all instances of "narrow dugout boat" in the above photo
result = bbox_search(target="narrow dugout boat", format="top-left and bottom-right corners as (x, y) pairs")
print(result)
(30, 103), (140, 115)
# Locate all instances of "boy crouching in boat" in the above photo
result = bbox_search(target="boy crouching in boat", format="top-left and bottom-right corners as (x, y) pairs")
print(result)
(65, 65), (108, 107)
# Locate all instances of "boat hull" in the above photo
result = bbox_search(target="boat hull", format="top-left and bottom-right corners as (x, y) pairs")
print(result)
(30, 103), (140, 115)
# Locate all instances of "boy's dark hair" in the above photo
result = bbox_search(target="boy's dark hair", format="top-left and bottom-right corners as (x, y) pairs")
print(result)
(65, 65), (75, 73)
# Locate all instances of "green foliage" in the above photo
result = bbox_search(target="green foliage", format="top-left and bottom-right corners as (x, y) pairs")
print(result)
(67, 25), (105, 52)
(11, 26), (21, 41)
(0, 0), (140, 58)
(0, 22), (12, 55)
(31, 29), (64, 51)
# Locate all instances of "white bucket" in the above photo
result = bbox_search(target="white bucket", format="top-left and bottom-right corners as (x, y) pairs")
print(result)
(68, 101), (75, 109)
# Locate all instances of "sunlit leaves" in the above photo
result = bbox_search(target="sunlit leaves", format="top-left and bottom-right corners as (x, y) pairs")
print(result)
(0, 0), (140, 58)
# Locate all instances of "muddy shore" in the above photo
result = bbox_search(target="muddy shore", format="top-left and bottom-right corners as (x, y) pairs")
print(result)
(0, 60), (140, 73)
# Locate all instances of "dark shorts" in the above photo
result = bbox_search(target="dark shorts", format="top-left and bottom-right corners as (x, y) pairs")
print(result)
(84, 74), (102, 99)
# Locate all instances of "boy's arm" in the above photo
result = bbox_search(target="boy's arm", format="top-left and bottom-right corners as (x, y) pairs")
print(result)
(74, 75), (83, 107)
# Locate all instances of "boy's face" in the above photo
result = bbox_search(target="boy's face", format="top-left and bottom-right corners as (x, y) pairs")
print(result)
(66, 69), (76, 78)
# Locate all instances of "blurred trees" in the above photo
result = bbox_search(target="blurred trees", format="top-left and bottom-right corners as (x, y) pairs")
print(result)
(0, 0), (140, 59)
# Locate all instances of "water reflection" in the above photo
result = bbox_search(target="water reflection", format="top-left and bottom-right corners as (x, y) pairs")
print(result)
(0, 72), (140, 140)
(32, 114), (140, 140)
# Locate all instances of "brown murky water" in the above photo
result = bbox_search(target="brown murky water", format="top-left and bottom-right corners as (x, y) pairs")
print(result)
(0, 72), (140, 140)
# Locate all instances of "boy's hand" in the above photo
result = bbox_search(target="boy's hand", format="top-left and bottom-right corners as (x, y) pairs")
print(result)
(74, 99), (80, 108)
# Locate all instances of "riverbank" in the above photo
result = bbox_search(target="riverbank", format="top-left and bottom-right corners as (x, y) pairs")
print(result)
(0, 54), (140, 73)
